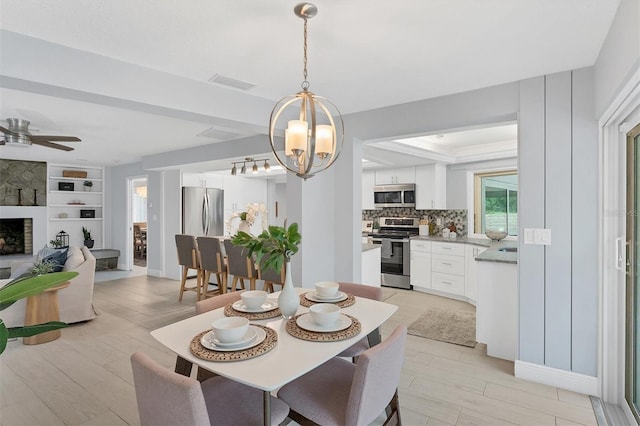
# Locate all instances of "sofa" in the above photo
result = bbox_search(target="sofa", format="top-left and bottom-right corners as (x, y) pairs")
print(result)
(2, 246), (98, 327)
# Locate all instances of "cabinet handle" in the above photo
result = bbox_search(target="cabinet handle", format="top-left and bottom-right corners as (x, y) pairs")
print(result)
(442, 281), (452, 285)
(442, 262), (452, 266)
(431, 200), (435, 208)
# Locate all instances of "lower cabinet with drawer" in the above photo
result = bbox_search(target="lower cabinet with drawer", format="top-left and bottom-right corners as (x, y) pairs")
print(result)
(411, 240), (487, 305)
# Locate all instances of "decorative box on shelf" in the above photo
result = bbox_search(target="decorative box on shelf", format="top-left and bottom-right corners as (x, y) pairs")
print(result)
(80, 209), (96, 218)
(62, 170), (87, 178)
(58, 182), (74, 191)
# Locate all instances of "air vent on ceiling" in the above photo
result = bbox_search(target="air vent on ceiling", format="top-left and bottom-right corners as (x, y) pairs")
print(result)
(208, 74), (255, 91)
(197, 127), (243, 141)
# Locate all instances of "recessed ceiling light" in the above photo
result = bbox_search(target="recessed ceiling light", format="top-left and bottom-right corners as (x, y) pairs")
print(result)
(208, 74), (255, 91)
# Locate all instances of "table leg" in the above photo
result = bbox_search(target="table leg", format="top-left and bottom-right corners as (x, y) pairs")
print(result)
(175, 356), (193, 377)
(263, 390), (271, 426)
(367, 327), (382, 347)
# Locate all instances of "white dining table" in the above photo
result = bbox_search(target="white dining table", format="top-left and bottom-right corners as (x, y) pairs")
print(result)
(150, 288), (398, 426)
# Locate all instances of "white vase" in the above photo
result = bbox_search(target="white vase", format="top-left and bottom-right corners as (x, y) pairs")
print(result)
(238, 220), (251, 234)
(278, 261), (299, 320)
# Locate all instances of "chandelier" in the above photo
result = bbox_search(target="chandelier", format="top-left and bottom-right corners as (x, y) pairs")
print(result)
(268, 3), (344, 180)
(231, 157), (271, 176)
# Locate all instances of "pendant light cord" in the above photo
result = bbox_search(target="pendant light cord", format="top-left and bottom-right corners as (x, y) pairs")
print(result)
(301, 17), (310, 90)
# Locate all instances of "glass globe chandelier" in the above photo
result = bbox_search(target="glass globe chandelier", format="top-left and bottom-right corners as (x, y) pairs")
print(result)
(268, 3), (344, 180)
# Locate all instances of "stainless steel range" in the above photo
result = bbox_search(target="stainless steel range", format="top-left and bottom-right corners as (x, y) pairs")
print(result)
(370, 217), (419, 289)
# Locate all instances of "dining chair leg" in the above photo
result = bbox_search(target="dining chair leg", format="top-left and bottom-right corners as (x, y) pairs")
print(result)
(202, 270), (211, 299)
(250, 278), (256, 291)
(383, 389), (402, 426)
(174, 356), (193, 377)
(231, 276), (239, 292)
(265, 282), (274, 293)
(178, 266), (188, 301)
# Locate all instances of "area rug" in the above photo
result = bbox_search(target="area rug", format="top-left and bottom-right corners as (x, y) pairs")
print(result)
(408, 307), (476, 347)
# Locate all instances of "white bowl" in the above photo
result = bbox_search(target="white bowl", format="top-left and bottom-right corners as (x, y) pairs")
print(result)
(241, 290), (268, 310)
(309, 303), (340, 326)
(211, 317), (250, 343)
(314, 281), (340, 298)
(485, 230), (508, 241)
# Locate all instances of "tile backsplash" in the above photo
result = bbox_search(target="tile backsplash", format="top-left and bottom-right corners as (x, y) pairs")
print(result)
(362, 208), (468, 236)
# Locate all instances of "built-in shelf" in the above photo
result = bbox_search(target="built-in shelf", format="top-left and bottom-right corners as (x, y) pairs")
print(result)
(49, 190), (103, 195)
(49, 177), (103, 182)
(50, 204), (102, 208)
(50, 218), (102, 222)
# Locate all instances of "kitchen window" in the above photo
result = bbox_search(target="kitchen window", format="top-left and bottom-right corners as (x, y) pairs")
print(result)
(474, 171), (518, 236)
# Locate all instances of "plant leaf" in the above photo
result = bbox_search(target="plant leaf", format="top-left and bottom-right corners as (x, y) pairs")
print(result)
(0, 320), (7, 354)
(7, 321), (68, 338)
(0, 271), (78, 307)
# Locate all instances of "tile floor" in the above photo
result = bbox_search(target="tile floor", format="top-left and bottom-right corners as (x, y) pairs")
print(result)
(0, 274), (597, 425)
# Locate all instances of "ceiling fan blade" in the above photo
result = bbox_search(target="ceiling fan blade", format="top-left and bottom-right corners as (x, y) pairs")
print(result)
(0, 125), (19, 136)
(30, 139), (75, 151)
(30, 135), (81, 142)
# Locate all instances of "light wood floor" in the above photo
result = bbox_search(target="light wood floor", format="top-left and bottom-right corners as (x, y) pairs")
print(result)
(0, 275), (597, 426)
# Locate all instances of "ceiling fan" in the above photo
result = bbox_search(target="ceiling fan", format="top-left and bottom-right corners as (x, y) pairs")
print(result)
(0, 118), (81, 151)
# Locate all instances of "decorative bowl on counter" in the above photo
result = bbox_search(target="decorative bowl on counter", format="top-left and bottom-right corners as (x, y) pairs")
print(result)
(485, 230), (508, 241)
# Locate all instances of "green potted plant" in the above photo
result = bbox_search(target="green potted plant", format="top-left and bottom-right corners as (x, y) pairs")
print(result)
(82, 227), (94, 249)
(231, 222), (301, 319)
(0, 271), (78, 354)
(82, 180), (93, 192)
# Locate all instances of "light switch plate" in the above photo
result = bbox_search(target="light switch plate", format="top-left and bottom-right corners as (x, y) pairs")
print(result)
(524, 228), (551, 245)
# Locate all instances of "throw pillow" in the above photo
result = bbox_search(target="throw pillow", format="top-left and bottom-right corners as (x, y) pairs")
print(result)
(37, 245), (59, 262)
(43, 248), (68, 272)
(64, 246), (84, 271)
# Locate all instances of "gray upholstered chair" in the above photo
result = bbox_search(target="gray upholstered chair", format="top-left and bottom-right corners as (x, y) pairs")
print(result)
(196, 236), (228, 298)
(223, 240), (258, 291)
(175, 234), (202, 301)
(336, 282), (384, 359)
(277, 325), (407, 426)
(131, 352), (289, 426)
(258, 260), (285, 293)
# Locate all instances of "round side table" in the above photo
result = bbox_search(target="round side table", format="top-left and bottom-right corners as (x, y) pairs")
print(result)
(23, 281), (70, 345)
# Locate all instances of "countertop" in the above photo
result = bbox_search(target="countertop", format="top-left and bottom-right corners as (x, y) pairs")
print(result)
(410, 235), (517, 264)
(362, 243), (380, 252)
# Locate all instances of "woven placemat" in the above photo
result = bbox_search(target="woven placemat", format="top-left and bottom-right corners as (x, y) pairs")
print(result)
(299, 292), (356, 308)
(286, 314), (361, 342)
(224, 303), (282, 320)
(190, 324), (277, 362)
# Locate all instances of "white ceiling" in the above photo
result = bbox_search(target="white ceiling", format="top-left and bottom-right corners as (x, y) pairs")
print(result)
(0, 0), (619, 170)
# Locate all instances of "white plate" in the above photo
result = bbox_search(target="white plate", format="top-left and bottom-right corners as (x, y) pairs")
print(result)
(296, 313), (352, 333)
(232, 299), (279, 313)
(210, 328), (256, 347)
(304, 291), (348, 303)
(200, 326), (266, 351)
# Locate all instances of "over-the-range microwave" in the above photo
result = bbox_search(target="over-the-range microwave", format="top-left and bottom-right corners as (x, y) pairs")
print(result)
(373, 183), (416, 208)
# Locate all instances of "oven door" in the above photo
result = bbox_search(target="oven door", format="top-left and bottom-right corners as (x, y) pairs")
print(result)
(371, 237), (409, 275)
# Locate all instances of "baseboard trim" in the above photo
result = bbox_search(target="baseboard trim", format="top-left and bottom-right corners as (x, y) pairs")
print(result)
(117, 262), (127, 270)
(147, 268), (163, 277)
(515, 360), (598, 396)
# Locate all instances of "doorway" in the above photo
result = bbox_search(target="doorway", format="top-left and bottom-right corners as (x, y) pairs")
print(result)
(129, 177), (148, 271)
(626, 123), (640, 422)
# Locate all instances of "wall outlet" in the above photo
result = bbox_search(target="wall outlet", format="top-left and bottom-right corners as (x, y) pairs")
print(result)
(436, 217), (443, 226)
(523, 228), (551, 245)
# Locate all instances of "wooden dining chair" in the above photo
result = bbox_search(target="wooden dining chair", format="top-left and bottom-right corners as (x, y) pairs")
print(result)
(223, 239), (258, 291)
(258, 260), (285, 293)
(196, 236), (228, 298)
(131, 352), (290, 426)
(175, 234), (202, 301)
(336, 282), (384, 360)
(277, 325), (407, 426)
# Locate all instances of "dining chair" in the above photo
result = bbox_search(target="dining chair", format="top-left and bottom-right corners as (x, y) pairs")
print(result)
(196, 236), (228, 298)
(133, 224), (145, 257)
(277, 324), (407, 426)
(175, 234), (202, 301)
(131, 352), (290, 426)
(223, 239), (258, 291)
(258, 260), (285, 293)
(336, 282), (384, 360)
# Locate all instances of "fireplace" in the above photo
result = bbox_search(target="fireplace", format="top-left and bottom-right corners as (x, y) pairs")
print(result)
(0, 218), (33, 256)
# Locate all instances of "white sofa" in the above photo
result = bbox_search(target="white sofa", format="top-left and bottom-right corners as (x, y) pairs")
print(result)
(2, 246), (98, 327)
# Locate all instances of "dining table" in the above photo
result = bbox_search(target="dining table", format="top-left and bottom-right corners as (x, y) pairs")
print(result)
(150, 287), (398, 426)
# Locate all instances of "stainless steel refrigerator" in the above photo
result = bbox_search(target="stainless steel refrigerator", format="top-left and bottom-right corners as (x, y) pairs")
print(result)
(182, 187), (224, 236)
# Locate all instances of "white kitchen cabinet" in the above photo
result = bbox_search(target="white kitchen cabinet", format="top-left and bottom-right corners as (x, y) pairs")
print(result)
(362, 170), (376, 210)
(374, 167), (416, 185)
(464, 244), (487, 305)
(47, 164), (104, 249)
(415, 164), (447, 209)
(410, 240), (431, 289)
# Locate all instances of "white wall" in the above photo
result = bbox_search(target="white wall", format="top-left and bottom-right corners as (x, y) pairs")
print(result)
(446, 158), (518, 210)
